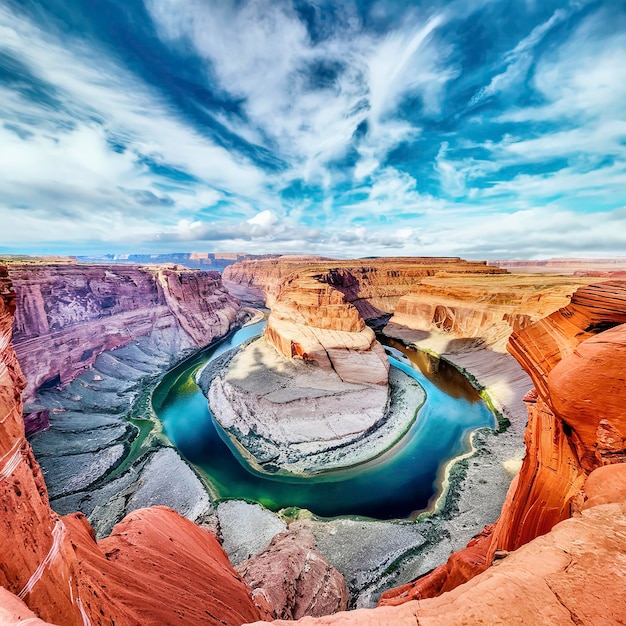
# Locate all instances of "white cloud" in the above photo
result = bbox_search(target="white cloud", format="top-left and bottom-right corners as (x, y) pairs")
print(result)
(470, 8), (568, 106)
(145, 0), (457, 187)
(0, 3), (271, 247)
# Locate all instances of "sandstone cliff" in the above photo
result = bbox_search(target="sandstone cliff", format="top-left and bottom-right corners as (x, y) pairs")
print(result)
(265, 275), (389, 386)
(0, 264), (263, 626)
(7, 261), (246, 539)
(9, 262), (241, 404)
(223, 256), (507, 312)
(378, 280), (626, 604)
(246, 463), (626, 625)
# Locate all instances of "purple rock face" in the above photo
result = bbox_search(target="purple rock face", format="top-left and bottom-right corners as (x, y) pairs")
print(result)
(8, 263), (241, 402)
(24, 408), (50, 437)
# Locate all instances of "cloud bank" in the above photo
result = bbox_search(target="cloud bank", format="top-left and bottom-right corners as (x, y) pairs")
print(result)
(1, 0), (625, 258)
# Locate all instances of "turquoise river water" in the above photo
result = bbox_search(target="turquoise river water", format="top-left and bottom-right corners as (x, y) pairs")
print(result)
(152, 321), (495, 520)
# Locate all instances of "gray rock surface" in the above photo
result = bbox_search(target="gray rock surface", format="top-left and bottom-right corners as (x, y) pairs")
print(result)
(217, 500), (287, 564)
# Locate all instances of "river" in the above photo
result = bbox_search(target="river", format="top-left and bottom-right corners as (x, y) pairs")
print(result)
(152, 321), (495, 520)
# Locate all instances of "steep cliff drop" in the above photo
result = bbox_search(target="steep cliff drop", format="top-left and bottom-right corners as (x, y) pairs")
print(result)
(378, 280), (626, 604)
(9, 262), (241, 404)
(244, 280), (626, 625)
(7, 261), (245, 538)
(0, 264), (263, 626)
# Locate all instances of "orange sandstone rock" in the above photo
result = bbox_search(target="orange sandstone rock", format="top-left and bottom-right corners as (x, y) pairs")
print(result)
(0, 264), (262, 626)
(237, 529), (348, 620)
(246, 464), (626, 626)
(380, 280), (626, 606)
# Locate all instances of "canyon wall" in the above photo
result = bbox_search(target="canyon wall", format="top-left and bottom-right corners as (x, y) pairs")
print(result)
(244, 280), (626, 626)
(223, 256), (507, 312)
(7, 261), (245, 539)
(9, 262), (241, 404)
(247, 463), (626, 625)
(224, 256), (594, 354)
(378, 280), (626, 604)
(265, 275), (389, 386)
(388, 274), (594, 352)
(0, 264), (263, 625)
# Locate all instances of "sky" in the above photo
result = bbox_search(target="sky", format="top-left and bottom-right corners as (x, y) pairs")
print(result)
(1, 0), (625, 259)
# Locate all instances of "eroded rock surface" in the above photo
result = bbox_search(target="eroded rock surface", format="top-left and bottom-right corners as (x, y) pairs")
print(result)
(10, 262), (241, 403)
(0, 264), (263, 626)
(379, 280), (626, 605)
(237, 529), (348, 620)
(246, 464), (626, 625)
(8, 261), (244, 535)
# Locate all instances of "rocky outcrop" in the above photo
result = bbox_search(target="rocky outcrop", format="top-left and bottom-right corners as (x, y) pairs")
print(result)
(206, 338), (423, 474)
(246, 464), (626, 625)
(237, 529), (348, 620)
(9, 262), (241, 403)
(7, 261), (244, 536)
(0, 264), (263, 626)
(388, 274), (597, 353)
(225, 257), (595, 356)
(378, 280), (626, 604)
(265, 275), (389, 386)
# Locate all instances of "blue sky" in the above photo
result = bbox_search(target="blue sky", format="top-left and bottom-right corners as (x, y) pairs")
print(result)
(1, 0), (625, 258)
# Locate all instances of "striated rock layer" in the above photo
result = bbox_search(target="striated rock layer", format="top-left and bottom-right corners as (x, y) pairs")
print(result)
(237, 529), (349, 620)
(224, 256), (507, 312)
(0, 264), (263, 626)
(9, 262), (241, 403)
(265, 274), (389, 386)
(388, 274), (595, 352)
(378, 280), (626, 604)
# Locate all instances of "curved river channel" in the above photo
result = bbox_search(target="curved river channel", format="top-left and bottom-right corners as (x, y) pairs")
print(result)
(152, 320), (495, 520)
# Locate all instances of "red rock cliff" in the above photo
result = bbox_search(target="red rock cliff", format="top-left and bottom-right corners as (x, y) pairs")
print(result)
(264, 274), (389, 386)
(0, 264), (262, 626)
(223, 256), (507, 314)
(9, 263), (241, 403)
(378, 280), (626, 604)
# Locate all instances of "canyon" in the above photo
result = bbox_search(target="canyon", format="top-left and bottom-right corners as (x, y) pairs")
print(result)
(0, 263), (264, 625)
(1, 255), (625, 625)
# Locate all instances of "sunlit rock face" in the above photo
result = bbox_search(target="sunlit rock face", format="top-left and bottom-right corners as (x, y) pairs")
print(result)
(245, 466), (626, 626)
(377, 280), (626, 605)
(388, 275), (593, 352)
(9, 262), (241, 403)
(265, 275), (389, 386)
(237, 528), (348, 620)
(223, 255), (508, 312)
(0, 264), (263, 626)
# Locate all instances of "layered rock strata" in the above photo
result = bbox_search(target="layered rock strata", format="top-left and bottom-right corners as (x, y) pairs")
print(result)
(206, 337), (423, 473)
(223, 256), (507, 312)
(265, 275), (389, 386)
(8, 261), (243, 536)
(388, 274), (595, 352)
(379, 280), (626, 604)
(10, 262), (241, 403)
(0, 264), (263, 626)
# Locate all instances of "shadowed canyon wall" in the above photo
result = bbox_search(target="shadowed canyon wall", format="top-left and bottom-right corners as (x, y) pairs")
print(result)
(0, 264), (264, 625)
(9, 262), (241, 404)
